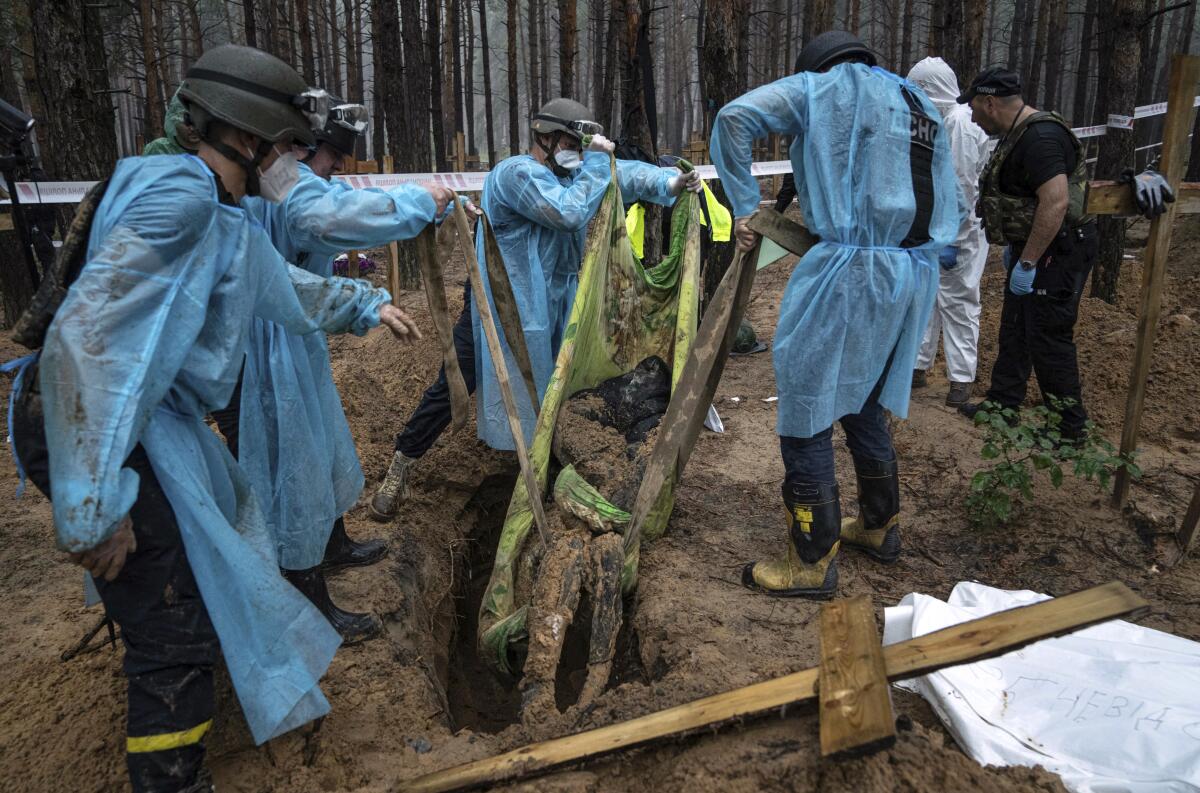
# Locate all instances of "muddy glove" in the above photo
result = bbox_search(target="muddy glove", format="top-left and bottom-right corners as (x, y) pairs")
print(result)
(1119, 168), (1175, 219)
(938, 245), (960, 271)
(1008, 258), (1036, 296)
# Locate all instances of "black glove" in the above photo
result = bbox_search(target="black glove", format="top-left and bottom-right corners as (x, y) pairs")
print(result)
(1119, 168), (1176, 220)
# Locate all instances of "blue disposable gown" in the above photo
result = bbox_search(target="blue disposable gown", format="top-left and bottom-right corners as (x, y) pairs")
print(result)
(38, 155), (389, 744)
(711, 63), (963, 438)
(473, 152), (679, 450)
(240, 164), (436, 569)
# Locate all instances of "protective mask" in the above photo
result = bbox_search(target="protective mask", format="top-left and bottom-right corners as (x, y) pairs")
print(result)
(257, 149), (300, 202)
(554, 150), (583, 171)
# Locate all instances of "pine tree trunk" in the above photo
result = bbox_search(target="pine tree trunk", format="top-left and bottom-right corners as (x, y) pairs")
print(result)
(354, 0), (365, 102)
(330, 0), (343, 93)
(429, 0), (448, 170)
(465, 0), (477, 154)
(371, 0), (386, 157)
(506, 0), (521, 153)
(561, 0), (578, 96)
(139, 0), (162, 138)
(529, 0), (541, 113)
(451, 0), (465, 139)
(1041, 0), (1066, 109)
(244, 0), (258, 46)
(600, 0), (622, 129)
(296, 0), (315, 82)
(962, 0), (985, 77)
(700, 0), (748, 303)
(1090, 0), (1140, 302)
(343, 0), (357, 99)
(539, 0), (550, 104)
(901, 0), (915, 73)
(1025, 0), (1050, 103)
(591, 0), (606, 114)
(479, 0), (498, 164)
(1071, 0), (1097, 124)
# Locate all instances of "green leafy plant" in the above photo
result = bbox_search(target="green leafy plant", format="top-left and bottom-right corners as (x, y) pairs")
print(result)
(965, 398), (1141, 528)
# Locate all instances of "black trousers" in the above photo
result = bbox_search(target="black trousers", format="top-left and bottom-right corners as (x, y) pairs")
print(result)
(985, 223), (1097, 436)
(12, 365), (219, 793)
(394, 283), (478, 458)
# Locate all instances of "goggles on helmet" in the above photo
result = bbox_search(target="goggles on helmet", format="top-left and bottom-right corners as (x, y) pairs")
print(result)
(328, 103), (369, 134)
(293, 88), (331, 132)
(533, 113), (604, 138)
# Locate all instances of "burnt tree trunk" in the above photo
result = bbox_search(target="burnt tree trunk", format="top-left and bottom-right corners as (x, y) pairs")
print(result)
(700, 0), (748, 304)
(1090, 0), (1140, 302)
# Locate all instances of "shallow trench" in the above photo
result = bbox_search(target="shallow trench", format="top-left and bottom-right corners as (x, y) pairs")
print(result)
(388, 469), (653, 736)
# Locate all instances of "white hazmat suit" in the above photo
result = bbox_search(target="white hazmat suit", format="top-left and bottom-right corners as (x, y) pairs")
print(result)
(907, 57), (993, 385)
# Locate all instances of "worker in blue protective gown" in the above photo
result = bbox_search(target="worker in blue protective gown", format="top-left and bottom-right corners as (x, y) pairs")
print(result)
(711, 31), (962, 599)
(370, 97), (702, 513)
(226, 98), (459, 645)
(6, 46), (423, 793)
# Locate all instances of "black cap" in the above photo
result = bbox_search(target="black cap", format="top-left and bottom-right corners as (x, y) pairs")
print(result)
(794, 30), (878, 74)
(957, 67), (1022, 103)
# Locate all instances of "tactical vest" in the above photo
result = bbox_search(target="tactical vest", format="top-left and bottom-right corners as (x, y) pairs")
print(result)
(977, 111), (1092, 245)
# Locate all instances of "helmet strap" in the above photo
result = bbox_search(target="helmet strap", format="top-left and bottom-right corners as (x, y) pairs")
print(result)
(207, 137), (274, 197)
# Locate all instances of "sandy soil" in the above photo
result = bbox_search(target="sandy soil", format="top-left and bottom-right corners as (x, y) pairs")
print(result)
(1, 214), (1198, 792)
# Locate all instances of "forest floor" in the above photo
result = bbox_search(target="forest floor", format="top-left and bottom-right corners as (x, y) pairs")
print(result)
(2, 214), (1199, 792)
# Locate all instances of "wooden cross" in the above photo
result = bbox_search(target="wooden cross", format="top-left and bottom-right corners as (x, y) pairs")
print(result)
(398, 583), (1147, 792)
(1095, 55), (1200, 522)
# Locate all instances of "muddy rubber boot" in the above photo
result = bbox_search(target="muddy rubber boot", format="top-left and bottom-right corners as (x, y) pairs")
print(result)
(741, 481), (840, 599)
(322, 517), (388, 573)
(840, 456), (902, 564)
(370, 451), (416, 521)
(283, 566), (383, 645)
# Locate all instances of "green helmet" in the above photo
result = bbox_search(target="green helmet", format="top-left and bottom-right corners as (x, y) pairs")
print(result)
(178, 44), (318, 146)
(732, 319), (760, 354)
(531, 98), (602, 141)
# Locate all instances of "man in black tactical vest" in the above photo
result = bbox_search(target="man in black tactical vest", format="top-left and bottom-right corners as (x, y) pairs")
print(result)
(955, 67), (1097, 439)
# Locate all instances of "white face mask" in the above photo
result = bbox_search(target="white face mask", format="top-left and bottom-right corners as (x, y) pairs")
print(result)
(257, 149), (300, 202)
(553, 149), (583, 171)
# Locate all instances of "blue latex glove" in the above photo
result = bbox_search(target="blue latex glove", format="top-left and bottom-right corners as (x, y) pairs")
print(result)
(1009, 259), (1036, 295)
(938, 245), (959, 271)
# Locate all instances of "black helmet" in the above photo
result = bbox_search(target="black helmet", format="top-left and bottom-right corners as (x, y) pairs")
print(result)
(313, 97), (367, 157)
(179, 44), (319, 146)
(531, 97), (603, 141)
(794, 31), (878, 74)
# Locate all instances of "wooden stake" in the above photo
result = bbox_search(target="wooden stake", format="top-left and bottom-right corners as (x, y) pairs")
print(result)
(1112, 54), (1200, 508)
(1176, 480), (1200, 559)
(452, 202), (550, 549)
(818, 596), (895, 758)
(1086, 181), (1200, 216)
(397, 582), (1147, 793)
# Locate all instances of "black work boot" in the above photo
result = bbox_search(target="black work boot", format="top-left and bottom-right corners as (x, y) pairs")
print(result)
(283, 566), (383, 645)
(840, 456), (902, 564)
(322, 517), (388, 574)
(741, 481), (840, 599)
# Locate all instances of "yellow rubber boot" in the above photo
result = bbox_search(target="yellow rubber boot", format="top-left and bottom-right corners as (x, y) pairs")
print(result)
(741, 482), (840, 599)
(840, 456), (901, 563)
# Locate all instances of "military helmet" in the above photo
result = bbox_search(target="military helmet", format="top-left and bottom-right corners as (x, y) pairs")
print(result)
(313, 96), (368, 156)
(794, 30), (878, 74)
(531, 98), (602, 141)
(179, 44), (319, 146)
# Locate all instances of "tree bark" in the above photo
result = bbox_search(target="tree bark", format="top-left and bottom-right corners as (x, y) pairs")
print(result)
(599, 0), (622, 129)
(329, 0), (343, 94)
(139, 0), (162, 139)
(506, 0), (521, 153)
(1025, 0), (1050, 103)
(530, 0), (542, 112)
(465, 0), (477, 154)
(962, 0), (985, 77)
(244, 0), (258, 46)
(590, 0), (606, 112)
(561, 0), (578, 96)
(371, 0), (386, 157)
(1090, 0), (1140, 302)
(451, 0), (465, 140)
(1041, 0), (1067, 109)
(430, 0), (448, 170)
(700, 0), (749, 302)
(354, 0), (365, 102)
(479, 0), (498, 164)
(296, 0), (316, 82)
(1071, 0), (1097, 124)
(539, 0), (551, 103)
(900, 0), (915, 73)
(343, 0), (358, 99)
